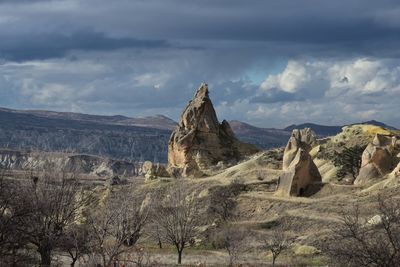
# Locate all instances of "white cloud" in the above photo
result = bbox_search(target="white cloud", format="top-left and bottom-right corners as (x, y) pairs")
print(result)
(260, 58), (400, 98)
(260, 60), (309, 93)
(251, 58), (400, 127)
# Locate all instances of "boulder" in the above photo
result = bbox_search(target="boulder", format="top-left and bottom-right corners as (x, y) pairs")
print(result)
(276, 128), (321, 197)
(142, 161), (169, 180)
(167, 83), (259, 177)
(354, 134), (400, 185)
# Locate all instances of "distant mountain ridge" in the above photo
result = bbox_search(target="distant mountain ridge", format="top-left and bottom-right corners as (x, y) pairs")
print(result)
(283, 123), (342, 137)
(229, 120), (291, 149)
(0, 107), (177, 130)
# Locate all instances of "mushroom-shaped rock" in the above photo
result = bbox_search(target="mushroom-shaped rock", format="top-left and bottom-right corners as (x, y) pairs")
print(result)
(276, 128), (321, 197)
(354, 134), (400, 185)
(167, 83), (259, 177)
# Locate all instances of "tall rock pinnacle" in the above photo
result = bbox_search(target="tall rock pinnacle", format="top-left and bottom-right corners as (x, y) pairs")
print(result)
(167, 83), (260, 177)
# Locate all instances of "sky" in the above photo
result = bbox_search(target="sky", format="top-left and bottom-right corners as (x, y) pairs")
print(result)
(0, 0), (400, 128)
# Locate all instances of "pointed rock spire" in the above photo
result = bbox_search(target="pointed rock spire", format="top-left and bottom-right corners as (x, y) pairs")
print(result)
(167, 83), (259, 177)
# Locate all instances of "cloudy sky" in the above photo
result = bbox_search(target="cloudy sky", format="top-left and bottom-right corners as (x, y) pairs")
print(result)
(0, 0), (400, 128)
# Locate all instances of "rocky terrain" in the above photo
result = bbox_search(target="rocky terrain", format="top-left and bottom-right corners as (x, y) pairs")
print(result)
(124, 122), (400, 266)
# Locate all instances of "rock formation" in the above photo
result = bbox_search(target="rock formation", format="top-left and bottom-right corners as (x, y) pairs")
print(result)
(142, 161), (169, 181)
(276, 128), (321, 197)
(167, 83), (260, 177)
(354, 134), (400, 185)
(282, 128), (318, 171)
(391, 157), (400, 178)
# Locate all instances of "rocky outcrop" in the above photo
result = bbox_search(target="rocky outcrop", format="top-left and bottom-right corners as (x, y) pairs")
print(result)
(167, 83), (259, 177)
(393, 154), (400, 178)
(142, 161), (169, 181)
(282, 128), (318, 171)
(354, 134), (400, 185)
(276, 128), (321, 197)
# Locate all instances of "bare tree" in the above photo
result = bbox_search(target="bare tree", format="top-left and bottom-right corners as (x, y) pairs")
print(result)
(212, 226), (248, 267)
(263, 217), (295, 267)
(153, 183), (201, 264)
(326, 196), (400, 267)
(87, 187), (150, 267)
(0, 169), (32, 266)
(13, 169), (94, 267)
(0, 169), (14, 256)
(147, 223), (163, 249)
(59, 223), (92, 267)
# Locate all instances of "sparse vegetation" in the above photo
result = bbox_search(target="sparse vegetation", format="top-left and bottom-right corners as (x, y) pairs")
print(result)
(86, 187), (150, 267)
(212, 226), (248, 267)
(152, 183), (202, 264)
(263, 217), (295, 267)
(326, 195), (400, 267)
(13, 169), (94, 267)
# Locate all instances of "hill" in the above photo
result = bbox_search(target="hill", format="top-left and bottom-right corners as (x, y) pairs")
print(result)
(0, 107), (177, 130)
(229, 120), (291, 149)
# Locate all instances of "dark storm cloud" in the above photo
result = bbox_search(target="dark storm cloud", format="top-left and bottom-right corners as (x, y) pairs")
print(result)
(0, 0), (399, 128)
(0, 31), (168, 61)
(1, 0), (400, 60)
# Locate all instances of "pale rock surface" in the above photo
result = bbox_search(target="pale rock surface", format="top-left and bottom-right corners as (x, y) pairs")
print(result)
(367, 215), (383, 226)
(276, 148), (322, 197)
(355, 134), (400, 185)
(142, 161), (169, 180)
(276, 128), (321, 197)
(282, 128), (318, 171)
(167, 83), (259, 177)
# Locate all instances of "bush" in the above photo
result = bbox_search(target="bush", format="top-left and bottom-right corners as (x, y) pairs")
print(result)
(332, 145), (365, 181)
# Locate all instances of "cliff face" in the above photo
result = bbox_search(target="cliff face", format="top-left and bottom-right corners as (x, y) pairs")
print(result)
(168, 83), (260, 177)
(0, 149), (139, 177)
(0, 108), (171, 163)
